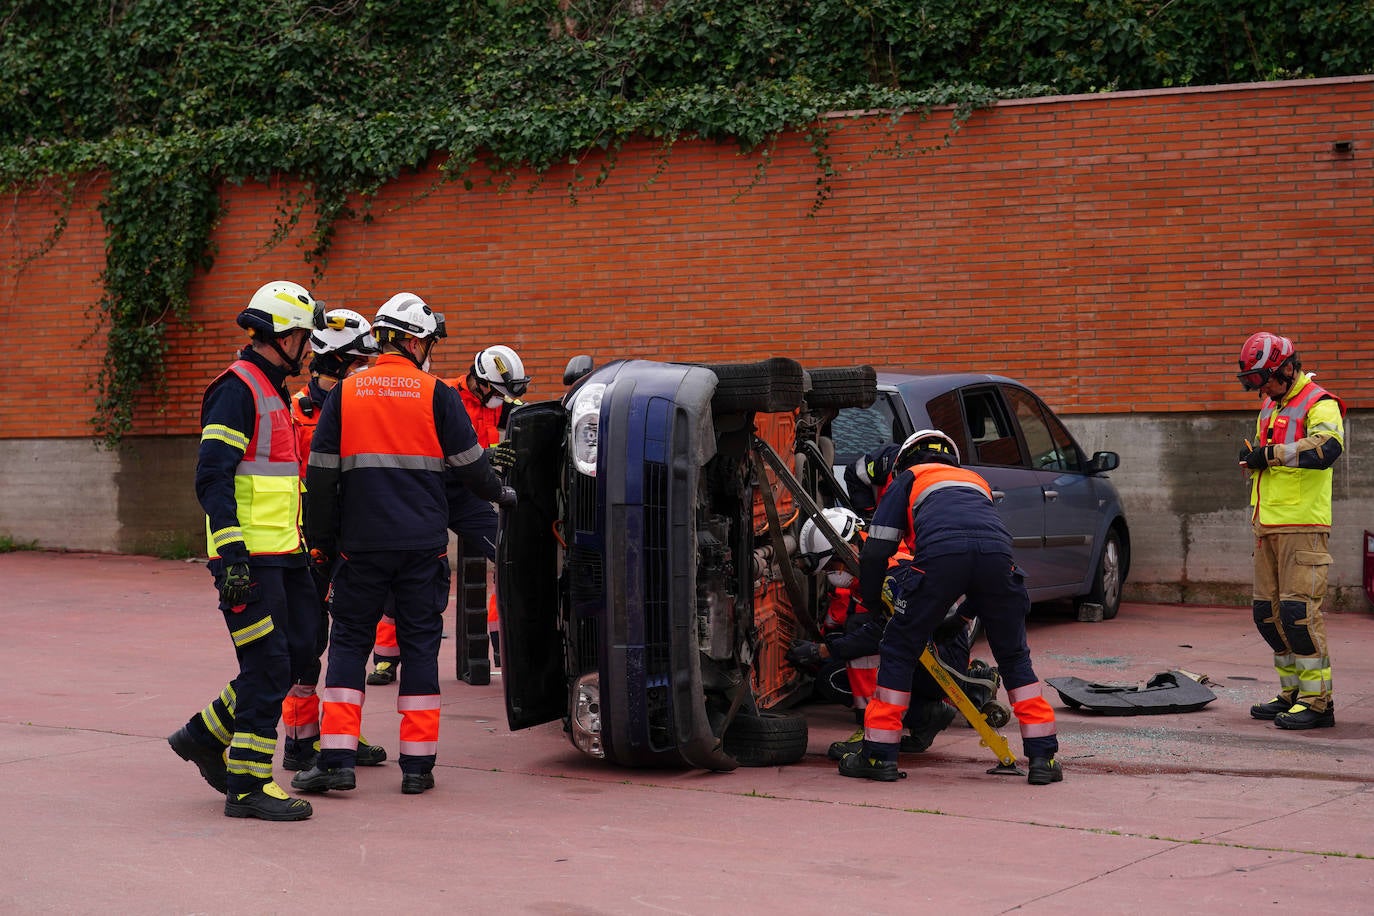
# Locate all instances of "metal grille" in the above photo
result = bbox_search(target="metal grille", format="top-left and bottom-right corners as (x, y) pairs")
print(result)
(575, 613), (599, 674)
(642, 460), (673, 746)
(573, 472), (597, 533)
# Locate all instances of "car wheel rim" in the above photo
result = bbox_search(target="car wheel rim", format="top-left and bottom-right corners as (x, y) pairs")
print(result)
(1101, 539), (1121, 608)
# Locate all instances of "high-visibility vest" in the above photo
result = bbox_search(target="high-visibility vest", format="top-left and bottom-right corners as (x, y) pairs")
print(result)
(905, 463), (993, 520)
(290, 388), (318, 480)
(453, 376), (503, 448)
(204, 359), (305, 558)
(1251, 373), (1346, 527)
(338, 359), (444, 474)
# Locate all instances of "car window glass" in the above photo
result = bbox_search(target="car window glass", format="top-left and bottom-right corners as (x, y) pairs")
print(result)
(923, 390), (971, 462)
(961, 388), (1024, 467)
(831, 394), (900, 466)
(1002, 385), (1082, 472)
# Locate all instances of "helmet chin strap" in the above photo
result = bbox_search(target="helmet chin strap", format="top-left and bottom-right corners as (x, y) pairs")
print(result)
(393, 336), (435, 371)
(268, 334), (310, 375)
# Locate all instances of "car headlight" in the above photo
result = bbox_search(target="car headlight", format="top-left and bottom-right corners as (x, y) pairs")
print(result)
(570, 382), (605, 477)
(570, 673), (605, 758)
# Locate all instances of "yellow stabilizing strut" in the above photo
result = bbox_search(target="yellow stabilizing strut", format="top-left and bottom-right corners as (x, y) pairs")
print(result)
(918, 645), (1022, 774)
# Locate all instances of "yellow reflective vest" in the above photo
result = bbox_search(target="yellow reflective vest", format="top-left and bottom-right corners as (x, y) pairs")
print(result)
(1250, 373), (1345, 528)
(203, 359), (305, 558)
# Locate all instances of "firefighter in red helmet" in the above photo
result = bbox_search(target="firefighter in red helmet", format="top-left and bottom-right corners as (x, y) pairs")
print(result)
(1235, 331), (1346, 729)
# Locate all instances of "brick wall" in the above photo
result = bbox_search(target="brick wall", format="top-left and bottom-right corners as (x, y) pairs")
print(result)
(2, 76), (1371, 440)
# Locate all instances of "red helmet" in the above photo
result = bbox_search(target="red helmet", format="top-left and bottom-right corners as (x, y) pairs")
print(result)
(1236, 331), (1296, 391)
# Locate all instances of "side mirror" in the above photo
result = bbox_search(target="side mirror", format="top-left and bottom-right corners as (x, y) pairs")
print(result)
(562, 354), (594, 387)
(1086, 450), (1119, 474)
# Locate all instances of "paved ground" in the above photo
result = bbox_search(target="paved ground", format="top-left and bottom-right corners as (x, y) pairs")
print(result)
(3, 550), (1373, 914)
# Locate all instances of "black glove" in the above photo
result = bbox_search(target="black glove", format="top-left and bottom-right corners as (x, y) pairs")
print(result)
(219, 562), (253, 609)
(932, 612), (969, 644)
(486, 441), (517, 475)
(1239, 445), (1269, 469)
(844, 610), (873, 635)
(496, 485), (518, 508)
(785, 641), (824, 671)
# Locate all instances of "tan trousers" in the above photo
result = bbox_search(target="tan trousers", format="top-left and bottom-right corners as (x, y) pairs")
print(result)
(1253, 530), (1332, 709)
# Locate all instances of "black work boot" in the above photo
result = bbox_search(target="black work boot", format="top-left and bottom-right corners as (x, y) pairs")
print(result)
(168, 726), (228, 794)
(224, 781), (313, 821)
(827, 729), (865, 761)
(1027, 756), (1064, 785)
(281, 738), (317, 772)
(901, 701), (956, 753)
(837, 751), (906, 782)
(1249, 691), (1297, 721)
(401, 771), (436, 795)
(291, 764), (356, 793)
(1274, 702), (1335, 730)
(367, 661), (398, 686)
(356, 737), (388, 767)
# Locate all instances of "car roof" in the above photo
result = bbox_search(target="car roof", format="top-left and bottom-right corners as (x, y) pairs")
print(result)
(872, 370), (1026, 396)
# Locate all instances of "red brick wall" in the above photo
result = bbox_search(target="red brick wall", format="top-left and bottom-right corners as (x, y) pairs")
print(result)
(3, 76), (1370, 439)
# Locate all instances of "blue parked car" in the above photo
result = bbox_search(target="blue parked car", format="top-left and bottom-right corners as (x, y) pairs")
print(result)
(828, 371), (1129, 619)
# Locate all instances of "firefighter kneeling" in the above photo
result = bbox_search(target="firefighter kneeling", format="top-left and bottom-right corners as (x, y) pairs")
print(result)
(838, 429), (1063, 786)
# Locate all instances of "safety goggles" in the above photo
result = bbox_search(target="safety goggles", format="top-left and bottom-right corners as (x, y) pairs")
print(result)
(1237, 365), (1274, 391)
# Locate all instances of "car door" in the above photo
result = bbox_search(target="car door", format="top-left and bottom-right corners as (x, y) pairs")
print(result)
(941, 386), (1055, 592)
(1000, 385), (1096, 593)
(498, 400), (571, 729)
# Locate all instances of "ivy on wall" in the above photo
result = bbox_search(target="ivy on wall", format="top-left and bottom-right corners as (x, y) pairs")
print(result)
(2, 0), (1370, 444)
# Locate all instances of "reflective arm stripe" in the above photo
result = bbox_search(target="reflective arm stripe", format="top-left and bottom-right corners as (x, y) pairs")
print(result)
(869, 525), (904, 541)
(202, 424), (249, 451)
(445, 442), (485, 468)
(848, 655), (880, 670)
(210, 527), (246, 550)
(308, 451), (340, 469)
(340, 453), (446, 472)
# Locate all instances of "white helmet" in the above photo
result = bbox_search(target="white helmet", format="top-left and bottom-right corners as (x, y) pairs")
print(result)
(799, 507), (864, 562)
(311, 308), (378, 357)
(471, 345), (531, 403)
(372, 292), (447, 343)
(895, 428), (961, 470)
(237, 280), (324, 339)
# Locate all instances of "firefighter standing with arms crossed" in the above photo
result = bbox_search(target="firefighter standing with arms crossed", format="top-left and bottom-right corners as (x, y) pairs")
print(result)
(837, 429), (1062, 785)
(167, 280), (325, 821)
(1236, 332), (1346, 729)
(280, 308), (388, 771)
(294, 293), (514, 796)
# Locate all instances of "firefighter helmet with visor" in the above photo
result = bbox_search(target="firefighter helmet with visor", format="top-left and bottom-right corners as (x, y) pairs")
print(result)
(1236, 331), (1297, 391)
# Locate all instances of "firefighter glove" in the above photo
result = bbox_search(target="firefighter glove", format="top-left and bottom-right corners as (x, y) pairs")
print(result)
(1240, 444), (1270, 469)
(219, 563), (253, 609)
(496, 485), (518, 508)
(486, 441), (517, 475)
(786, 641), (824, 671)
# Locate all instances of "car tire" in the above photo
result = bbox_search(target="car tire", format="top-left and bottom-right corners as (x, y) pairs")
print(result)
(763, 357), (805, 412)
(1077, 528), (1123, 621)
(704, 361), (774, 413)
(805, 366), (877, 409)
(722, 711), (809, 767)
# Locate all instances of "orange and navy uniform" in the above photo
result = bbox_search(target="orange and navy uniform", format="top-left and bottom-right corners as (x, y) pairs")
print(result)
(843, 442), (901, 518)
(858, 462), (1057, 763)
(181, 347), (323, 795)
(305, 354), (505, 776)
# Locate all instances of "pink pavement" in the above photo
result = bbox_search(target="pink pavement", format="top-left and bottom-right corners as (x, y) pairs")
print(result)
(4, 550), (1373, 913)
